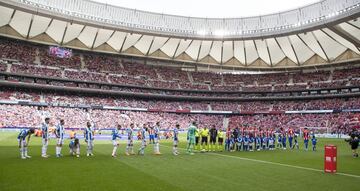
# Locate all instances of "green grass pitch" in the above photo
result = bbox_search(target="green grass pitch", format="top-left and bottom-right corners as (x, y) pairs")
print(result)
(0, 132), (359, 191)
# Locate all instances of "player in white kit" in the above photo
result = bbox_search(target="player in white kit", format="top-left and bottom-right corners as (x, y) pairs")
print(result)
(153, 122), (161, 155)
(55, 119), (65, 157)
(41, 117), (50, 158)
(125, 123), (135, 155)
(138, 124), (148, 155)
(17, 128), (35, 159)
(84, 121), (95, 157)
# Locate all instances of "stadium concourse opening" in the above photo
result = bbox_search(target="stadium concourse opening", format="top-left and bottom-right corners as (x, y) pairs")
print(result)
(0, 0), (359, 190)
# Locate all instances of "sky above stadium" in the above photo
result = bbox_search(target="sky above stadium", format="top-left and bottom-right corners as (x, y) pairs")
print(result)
(93, 0), (320, 18)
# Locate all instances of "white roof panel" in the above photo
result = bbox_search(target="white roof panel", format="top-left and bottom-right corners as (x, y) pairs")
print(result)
(9, 11), (32, 37)
(29, 15), (51, 38)
(46, 20), (67, 43)
(63, 23), (84, 44)
(276, 36), (298, 63)
(234, 41), (246, 64)
(254, 39), (271, 65)
(222, 41), (234, 63)
(174, 39), (192, 57)
(161, 38), (181, 57)
(134, 35), (153, 54)
(77, 26), (98, 48)
(298, 32), (327, 60)
(185, 40), (201, 60)
(0, 7), (13, 27)
(322, 28), (360, 54)
(288, 35), (314, 64)
(198, 41), (212, 60)
(244, 40), (259, 64)
(93, 29), (114, 48)
(148, 37), (168, 55)
(209, 41), (222, 63)
(313, 30), (347, 60)
(338, 22), (360, 41)
(266, 38), (285, 64)
(121, 33), (142, 51)
(107, 31), (127, 51)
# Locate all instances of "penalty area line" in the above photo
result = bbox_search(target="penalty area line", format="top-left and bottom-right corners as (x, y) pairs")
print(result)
(208, 152), (360, 179)
(161, 144), (360, 179)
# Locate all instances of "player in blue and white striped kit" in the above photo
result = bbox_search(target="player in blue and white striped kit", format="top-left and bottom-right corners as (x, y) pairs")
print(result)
(111, 124), (122, 157)
(153, 122), (161, 155)
(138, 123), (148, 155)
(17, 128), (35, 159)
(55, 119), (65, 157)
(126, 123), (135, 155)
(173, 124), (180, 155)
(41, 117), (50, 158)
(84, 121), (95, 157)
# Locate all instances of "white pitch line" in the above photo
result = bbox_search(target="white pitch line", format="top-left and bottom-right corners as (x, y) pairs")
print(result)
(161, 144), (360, 179)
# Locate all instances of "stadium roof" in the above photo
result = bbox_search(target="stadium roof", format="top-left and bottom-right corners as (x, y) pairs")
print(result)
(0, 0), (359, 69)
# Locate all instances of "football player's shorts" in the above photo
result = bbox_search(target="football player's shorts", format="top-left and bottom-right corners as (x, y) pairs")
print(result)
(218, 138), (224, 144)
(210, 136), (216, 144)
(195, 137), (199, 144)
(57, 138), (64, 145)
(113, 140), (119, 146)
(201, 137), (208, 143)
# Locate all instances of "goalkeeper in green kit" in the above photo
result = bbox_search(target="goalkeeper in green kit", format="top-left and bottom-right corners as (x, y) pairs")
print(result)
(187, 121), (197, 155)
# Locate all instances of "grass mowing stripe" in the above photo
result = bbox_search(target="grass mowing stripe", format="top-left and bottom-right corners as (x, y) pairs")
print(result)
(161, 144), (360, 179)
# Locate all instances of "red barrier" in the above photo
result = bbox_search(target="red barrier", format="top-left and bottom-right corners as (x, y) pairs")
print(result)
(324, 145), (337, 173)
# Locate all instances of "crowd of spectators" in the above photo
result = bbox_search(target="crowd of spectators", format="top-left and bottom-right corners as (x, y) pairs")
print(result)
(83, 54), (123, 73)
(0, 103), (357, 135)
(0, 104), (223, 129)
(1, 38), (360, 94)
(1, 90), (360, 112)
(0, 39), (36, 65)
(228, 113), (356, 134)
(10, 64), (62, 78)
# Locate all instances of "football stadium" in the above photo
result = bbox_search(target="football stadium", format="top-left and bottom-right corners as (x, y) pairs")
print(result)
(0, 0), (360, 190)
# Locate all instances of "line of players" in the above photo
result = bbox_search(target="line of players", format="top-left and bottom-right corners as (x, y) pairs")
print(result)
(17, 118), (178, 159)
(17, 117), (317, 159)
(222, 127), (317, 152)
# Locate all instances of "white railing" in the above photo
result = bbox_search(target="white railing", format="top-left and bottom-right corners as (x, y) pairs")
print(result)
(5, 0), (360, 38)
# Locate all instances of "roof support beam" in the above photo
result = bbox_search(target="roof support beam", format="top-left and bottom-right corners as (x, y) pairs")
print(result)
(346, 21), (360, 30)
(274, 38), (287, 59)
(327, 25), (360, 49)
(287, 36), (300, 65)
(104, 30), (116, 44)
(265, 39), (272, 67)
(26, 15), (34, 39)
(145, 36), (155, 56)
(196, 41), (203, 62)
(130, 34), (144, 52)
(172, 40), (181, 59)
(157, 37), (170, 52)
(7, 9), (16, 25)
(119, 33), (129, 53)
(220, 41), (224, 65)
(91, 28), (100, 49)
(60, 22), (69, 46)
(243, 41), (247, 66)
(310, 32), (330, 62)
(44, 19), (54, 33)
